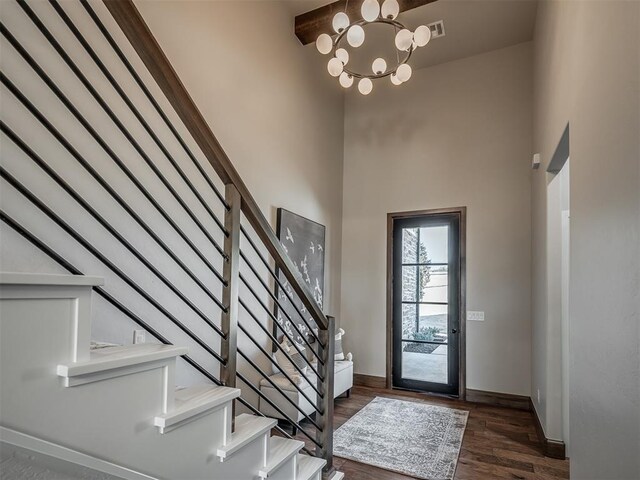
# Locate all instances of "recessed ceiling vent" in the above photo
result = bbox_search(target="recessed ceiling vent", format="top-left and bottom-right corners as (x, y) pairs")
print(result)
(427, 20), (446, 39)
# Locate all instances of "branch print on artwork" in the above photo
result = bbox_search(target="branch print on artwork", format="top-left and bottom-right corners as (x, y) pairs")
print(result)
(274, 209), (326, 346)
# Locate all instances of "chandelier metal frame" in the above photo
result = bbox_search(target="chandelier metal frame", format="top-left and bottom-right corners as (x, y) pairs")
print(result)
(332, 18), (414, 80)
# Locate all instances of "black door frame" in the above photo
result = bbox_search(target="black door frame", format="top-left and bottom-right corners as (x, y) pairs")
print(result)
(386, 207), (466, 398)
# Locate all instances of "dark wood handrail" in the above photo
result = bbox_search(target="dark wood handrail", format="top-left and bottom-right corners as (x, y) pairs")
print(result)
(103, 0), (329, 333)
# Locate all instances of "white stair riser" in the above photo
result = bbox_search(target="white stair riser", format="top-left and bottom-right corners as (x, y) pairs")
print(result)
(219, 430), (270, 465)
(214, 432), (271, 479)
(0, 283), (94, 363)
(61, 360), (176, 415)
(265, 454), (297, 480)
(259, 437), (305, 478)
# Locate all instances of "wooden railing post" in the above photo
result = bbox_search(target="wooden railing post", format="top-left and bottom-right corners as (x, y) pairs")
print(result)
(221, 184), (241, 397)
(317, 315), (335, 479)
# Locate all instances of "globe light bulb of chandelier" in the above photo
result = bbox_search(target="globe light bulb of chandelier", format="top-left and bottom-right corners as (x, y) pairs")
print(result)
(414, 25), (432, 47)
(390, 72), (402, 85)
(328, 57), (344, 77)
(335, 48), (350, 66)
(381, 0), (400, 20)
(395, 28), (413, 51)
(396, 63), (412, 82)
(347, 25), (366, 48)
(339, 72), (354, 88)
(316, 34), (333, 55)
(361, 0), (380, 22)
(372, 57), (387, 75)
(332, 12), (350, 33)
(358, 77), (373, 95)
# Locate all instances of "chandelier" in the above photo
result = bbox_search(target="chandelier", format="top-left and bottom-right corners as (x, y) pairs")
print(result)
(315, 0), (432, 95)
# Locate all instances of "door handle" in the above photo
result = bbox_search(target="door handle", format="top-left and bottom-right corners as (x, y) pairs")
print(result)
(451, 328), (458, 334)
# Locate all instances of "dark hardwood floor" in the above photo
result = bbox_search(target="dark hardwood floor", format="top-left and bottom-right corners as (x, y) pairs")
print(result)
(289, 386), (570, 479)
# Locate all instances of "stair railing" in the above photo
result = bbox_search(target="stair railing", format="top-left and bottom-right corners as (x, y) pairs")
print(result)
(104, 1), (336, 475)
(1, 0), (335, 476)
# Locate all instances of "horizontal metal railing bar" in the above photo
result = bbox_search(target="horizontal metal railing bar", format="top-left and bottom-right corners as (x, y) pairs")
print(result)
(0, 211), (225, 370)
(0, 25), (227, 289)
(236, 348), (323, 431)
(235, 372), (321, 449)
(49, 0), (228, 238)
(238, 299), (324, 399)
(1, 122), (226, 340)
(78, 0), (228, 211)
(401, 263), (449, 267)
(239, 247), (322, 347)
(103, 0), (329, 334)
(401, 301), (449, 306)
(240, 226), (325, 348)
(239, 274), (325, 373)
(234, 396), (314, 457)
(0, 172), (225, 364)
(16, 0), (228, 261)
(402, 339), (449, 345)
(237, 322), (323, 415)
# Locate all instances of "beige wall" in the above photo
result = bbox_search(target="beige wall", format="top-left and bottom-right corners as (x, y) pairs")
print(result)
(532, 1), (639, 476)
(135, 0), (345, 318)
(341, 42), (533, 395)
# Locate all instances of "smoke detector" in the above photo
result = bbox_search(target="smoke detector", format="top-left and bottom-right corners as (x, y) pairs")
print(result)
(427, 20), (446, 39)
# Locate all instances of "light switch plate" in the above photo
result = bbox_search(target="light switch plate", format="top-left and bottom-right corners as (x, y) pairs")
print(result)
(467, 311), (485, 321)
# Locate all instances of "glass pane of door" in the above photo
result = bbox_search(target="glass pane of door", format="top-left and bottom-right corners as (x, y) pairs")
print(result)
(419, 266), (448, 303)
(418, 304), (448, 337)
(402, 341), (448, 384)
(419, 226), (448, 263)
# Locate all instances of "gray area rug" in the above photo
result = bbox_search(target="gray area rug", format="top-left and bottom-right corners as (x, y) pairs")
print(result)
(333, 396), (468, 480)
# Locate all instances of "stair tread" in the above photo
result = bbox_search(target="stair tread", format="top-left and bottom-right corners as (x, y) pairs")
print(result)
(296, 454), (326, 480)
(216, 414), (276, 459)
(330, 472), (345, 480)
(57, 344), (187, 377)
(154, 385), (240, 429)
(258, 436), (304, 478)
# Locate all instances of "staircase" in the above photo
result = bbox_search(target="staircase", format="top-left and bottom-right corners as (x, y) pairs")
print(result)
(0, 273), (338, 480)
(0, 0), (343, 478)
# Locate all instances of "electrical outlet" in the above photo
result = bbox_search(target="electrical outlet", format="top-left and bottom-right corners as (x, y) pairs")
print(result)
(467, 311), (485, 321)
(133, 330), (146, 344)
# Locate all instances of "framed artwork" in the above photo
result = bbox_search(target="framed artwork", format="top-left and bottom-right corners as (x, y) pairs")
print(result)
(274, 208), (326, 347)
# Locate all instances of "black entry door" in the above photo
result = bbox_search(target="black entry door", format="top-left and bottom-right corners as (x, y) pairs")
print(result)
(392, 213), (461, 395)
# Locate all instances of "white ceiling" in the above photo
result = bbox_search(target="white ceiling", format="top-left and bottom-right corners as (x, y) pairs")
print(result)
(288, 0), (538, 71)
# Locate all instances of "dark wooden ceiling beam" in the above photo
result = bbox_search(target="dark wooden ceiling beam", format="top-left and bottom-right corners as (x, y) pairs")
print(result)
(295, 0), (439, 45)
